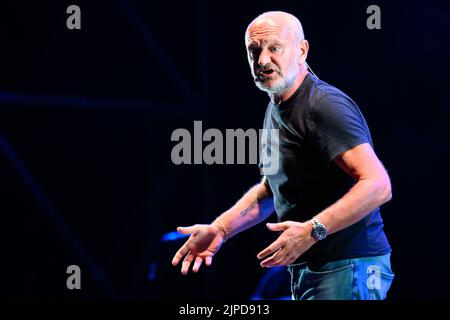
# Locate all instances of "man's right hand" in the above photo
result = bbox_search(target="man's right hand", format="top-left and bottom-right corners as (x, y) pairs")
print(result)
(171, 223), (225, 275)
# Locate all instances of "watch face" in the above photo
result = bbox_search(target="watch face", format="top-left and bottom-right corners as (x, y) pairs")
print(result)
(315, 227), (326, 240)
(312, 220), (327, 241)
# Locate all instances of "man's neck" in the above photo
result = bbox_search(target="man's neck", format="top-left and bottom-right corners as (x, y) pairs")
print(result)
(270, 66), (309, 105)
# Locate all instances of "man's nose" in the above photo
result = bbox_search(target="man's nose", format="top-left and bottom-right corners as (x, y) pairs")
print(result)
(258, 50), (271, 66)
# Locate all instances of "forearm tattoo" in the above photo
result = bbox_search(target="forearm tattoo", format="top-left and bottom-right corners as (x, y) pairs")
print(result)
(240, 201), (258, 217)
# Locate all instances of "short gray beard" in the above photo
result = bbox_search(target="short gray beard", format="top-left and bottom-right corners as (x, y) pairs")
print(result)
(255, 67), (298, 95)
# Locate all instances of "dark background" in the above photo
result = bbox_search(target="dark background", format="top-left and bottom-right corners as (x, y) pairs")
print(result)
(1, 0), (449, 299)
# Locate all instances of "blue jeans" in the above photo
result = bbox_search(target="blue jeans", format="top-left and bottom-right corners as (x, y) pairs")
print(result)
(287, 253), (394, 300)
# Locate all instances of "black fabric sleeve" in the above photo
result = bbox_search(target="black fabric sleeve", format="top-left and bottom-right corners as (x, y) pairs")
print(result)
(307, 94), (370, 161)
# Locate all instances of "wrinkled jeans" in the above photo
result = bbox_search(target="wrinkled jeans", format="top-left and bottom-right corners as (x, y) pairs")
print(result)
(287, 253), (394, 300)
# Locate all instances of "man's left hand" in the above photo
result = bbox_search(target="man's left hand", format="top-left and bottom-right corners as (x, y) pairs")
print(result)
(257, 221), (316, 267)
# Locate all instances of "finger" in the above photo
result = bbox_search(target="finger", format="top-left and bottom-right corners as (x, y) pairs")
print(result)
(262, 255), (286, 268)
(260, 249), (283, 267)
(266, 222), (290, 232)
(192, 257), (204, 273)
(205, 256), (213, 266)
(177, 226), (197, 235)
(172, 241), (191, 266)
(262, 259), (284, 268)
(265, 251), (296, 268)
(257, 241), (283, 259)
(181, 252), (195, 275)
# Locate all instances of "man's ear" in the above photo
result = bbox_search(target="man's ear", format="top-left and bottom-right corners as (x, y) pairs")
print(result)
(299, 39), (309, 64)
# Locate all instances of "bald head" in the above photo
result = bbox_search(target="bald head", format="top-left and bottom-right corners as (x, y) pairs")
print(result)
(245, 11), (305, 45)
(244, 11), (309, 101)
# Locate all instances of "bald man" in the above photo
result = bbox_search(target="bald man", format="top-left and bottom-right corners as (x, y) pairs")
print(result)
(172, 11), (394, 300)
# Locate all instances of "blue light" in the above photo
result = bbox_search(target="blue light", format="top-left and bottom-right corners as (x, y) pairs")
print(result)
(160, 231), (189, 242)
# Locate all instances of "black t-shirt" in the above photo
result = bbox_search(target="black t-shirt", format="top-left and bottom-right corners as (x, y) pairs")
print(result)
(259, 73), (391, 263)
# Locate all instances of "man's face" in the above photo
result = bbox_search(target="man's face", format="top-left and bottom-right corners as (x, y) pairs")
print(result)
(246, 20), (300, 95)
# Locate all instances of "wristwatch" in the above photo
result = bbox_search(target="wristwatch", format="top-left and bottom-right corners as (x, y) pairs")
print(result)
(311, 218), (327, 241)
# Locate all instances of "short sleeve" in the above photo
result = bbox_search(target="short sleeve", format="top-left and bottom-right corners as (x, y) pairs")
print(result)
(307, 95), (370, 161)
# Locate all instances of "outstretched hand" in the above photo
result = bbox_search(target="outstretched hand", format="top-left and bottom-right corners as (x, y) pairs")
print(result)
(257, 221), (316, 268)
(171, 224), (225, 275)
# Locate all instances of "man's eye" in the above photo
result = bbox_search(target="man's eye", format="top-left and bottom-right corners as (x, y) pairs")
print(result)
(270, 46), (281, 52)
(249, 50), (259, 59)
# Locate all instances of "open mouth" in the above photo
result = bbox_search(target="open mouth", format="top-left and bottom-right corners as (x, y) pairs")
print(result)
(256, 69), (277, 81)
(260, 69), (275, 76)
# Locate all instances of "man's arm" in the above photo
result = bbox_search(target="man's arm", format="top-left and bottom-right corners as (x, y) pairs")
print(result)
(257, 142), (392, 267)
(313, 142), (392, 235)
(212, 176), (275, 241)
(172, 176), (274, 274)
